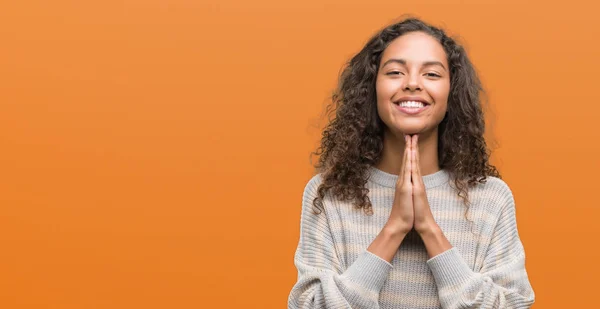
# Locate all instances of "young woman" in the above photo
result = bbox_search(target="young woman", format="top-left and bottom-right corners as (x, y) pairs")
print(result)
(288, 17), (535, 309)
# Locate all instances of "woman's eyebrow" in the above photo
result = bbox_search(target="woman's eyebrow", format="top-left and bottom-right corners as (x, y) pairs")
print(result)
(382, 58), (447, 71)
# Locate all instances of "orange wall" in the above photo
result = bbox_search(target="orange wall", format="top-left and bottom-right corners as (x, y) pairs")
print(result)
(1, 0), (598, 308)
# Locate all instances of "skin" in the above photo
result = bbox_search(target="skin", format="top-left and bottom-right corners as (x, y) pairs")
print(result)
(367, 31), (453, 262)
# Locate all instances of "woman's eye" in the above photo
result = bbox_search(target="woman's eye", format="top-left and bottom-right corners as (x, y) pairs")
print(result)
(387, 71), (402, 75)
(425, 73), (441, 77)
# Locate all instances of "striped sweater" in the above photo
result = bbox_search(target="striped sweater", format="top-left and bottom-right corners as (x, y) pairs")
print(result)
(288, 166), (535, 309)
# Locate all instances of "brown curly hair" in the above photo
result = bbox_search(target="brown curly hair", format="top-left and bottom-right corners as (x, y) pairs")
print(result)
(309, 16), (501, 215)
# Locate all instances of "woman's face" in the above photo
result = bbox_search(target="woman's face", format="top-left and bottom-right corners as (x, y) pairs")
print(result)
(376, 31), (450, 137)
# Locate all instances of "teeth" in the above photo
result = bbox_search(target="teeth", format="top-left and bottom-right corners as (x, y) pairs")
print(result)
(398, 100), (425, 108)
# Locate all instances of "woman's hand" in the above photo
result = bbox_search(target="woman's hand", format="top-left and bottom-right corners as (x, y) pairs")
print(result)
(370, 134), (448, 262)
(409, 134), (438, 235)
(383, 134), (415, 235)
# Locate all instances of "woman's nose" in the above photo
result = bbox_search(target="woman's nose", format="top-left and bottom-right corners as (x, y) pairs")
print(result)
(403, 75), (422, 91)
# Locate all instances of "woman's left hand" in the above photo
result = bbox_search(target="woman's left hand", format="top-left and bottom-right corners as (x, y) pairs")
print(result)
(409, 134), (439, 235)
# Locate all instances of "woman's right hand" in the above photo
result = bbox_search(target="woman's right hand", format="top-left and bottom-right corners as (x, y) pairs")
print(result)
(384, 134), (414, 235)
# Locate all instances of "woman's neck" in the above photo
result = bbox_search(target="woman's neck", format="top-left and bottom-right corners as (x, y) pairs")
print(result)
(374, 129), (441, 176)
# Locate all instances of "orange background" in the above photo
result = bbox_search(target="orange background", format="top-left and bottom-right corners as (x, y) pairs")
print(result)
(1, 0), (599, 308)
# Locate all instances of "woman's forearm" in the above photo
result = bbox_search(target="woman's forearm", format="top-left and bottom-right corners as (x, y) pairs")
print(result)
(367, 226), (408, 263)
(419, 224), (453, 259)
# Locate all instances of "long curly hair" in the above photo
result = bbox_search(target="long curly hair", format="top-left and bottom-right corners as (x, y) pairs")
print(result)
(310, 16), (501, 215)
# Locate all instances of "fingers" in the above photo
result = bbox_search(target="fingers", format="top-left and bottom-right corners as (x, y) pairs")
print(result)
(403, 135), (411, 186)
(399, 134), (408, 179)
(414, 135), (421, 179)
(411, 134), (424, 189)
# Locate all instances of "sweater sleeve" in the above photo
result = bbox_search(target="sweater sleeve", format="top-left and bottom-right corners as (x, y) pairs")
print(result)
(287, 175), (393, 309)
(426, 189), (535, 309)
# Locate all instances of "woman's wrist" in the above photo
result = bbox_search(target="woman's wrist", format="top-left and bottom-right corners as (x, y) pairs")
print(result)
(382, 222), (410, 239)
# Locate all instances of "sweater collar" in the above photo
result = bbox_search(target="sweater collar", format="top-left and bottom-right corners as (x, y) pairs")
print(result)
(368, 165), (450, 189)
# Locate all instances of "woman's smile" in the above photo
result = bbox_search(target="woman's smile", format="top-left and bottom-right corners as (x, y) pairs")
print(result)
(394, 103), (431, 115)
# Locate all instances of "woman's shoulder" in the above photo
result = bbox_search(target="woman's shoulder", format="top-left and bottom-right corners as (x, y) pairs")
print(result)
(468, 174), (516, 210)
(472, 174), (512, 193)
(303, 173), (324, 196)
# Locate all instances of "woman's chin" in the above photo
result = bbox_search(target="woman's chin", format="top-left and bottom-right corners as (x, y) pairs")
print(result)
(397, 125), (427, 136)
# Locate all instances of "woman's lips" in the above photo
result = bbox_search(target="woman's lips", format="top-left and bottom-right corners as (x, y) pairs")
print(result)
(394, 103), (430, 115)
